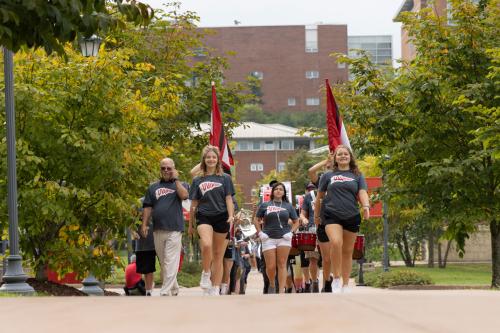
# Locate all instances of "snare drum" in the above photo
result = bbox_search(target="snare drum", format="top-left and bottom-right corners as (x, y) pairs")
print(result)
(352, 234), (365, 260)
(296, 231), (317, 252)
(289, 233), (300, 256)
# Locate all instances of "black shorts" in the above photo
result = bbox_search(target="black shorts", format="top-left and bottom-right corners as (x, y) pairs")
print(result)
(197, 212), (230, 234)
(316, 224), (329, 243)
(224, 245), (234, 259)
(135, 250), (156, 274)
(300, 252), (310, 268)
(323, 213), (361, 233)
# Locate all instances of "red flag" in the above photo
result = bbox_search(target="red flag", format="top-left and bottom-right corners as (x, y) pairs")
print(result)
(210, 83), (234, 174)
(326, 79), (351, 152)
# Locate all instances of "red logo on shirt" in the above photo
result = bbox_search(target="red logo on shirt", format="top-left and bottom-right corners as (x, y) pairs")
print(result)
(155, 188), (175, 200)
(330, 175), (355, 184)
(199, 181), (222, 195)
(266, 206), (286, 214)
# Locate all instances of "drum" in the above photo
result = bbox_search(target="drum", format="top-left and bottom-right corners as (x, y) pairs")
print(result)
(296, 231), (317, 252)
(289, 233), (300, 256)
(352, 234), (365, 260)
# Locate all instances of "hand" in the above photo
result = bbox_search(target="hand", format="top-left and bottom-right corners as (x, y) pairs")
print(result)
(258, 231), (269, 241)
(227, 216), (234, 224)
(131, 230), (140, 240)
(282, 232), (293, 241)
(169, 168), (179, 181)
(301, 217), (309, 226)
(362, 206), (370, 220)
(188, 225), (195, 237)
(314, 216), (320, 226)
(140, 224), (148, 238)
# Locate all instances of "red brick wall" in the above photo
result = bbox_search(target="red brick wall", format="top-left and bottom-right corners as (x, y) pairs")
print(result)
(199, 25), (348, 113)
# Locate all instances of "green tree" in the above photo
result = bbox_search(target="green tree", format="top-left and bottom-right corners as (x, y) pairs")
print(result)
(335, 0), (499, 287)
(0, 0), (153, 54)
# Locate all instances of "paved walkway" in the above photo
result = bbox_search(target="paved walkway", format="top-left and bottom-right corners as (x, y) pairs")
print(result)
(1, 269), (499, 333)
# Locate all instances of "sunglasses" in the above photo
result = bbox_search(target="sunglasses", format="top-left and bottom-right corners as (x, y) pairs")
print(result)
(161, 166), (173, 171)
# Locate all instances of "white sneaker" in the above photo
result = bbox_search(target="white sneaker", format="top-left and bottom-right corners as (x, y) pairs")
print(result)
(209, 286), (220, 296)
(220, 283), (228, 295)
(341, 286), (352, 294)
(171, 288), (179, 296)
(332, 278), (342, 294)
(200, 271), (211, 289)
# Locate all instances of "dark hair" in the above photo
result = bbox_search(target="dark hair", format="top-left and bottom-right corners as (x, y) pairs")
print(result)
(269, 179), (278, 187)
(270, 182), (288, 202)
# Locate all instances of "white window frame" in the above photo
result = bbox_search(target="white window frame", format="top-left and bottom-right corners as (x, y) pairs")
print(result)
(251, 163), (264, 172)
(280, 140), (294, 150)
(251, 71), (264, 80)
(305, 70), (319, 79)
(306, 98), (320, 106)
(305, 25), (318, 53)
(238, 141), (250, 151)
(264, 141), (275, 151)
(277, 162), (286, 172)
(287, 98), (296, 106)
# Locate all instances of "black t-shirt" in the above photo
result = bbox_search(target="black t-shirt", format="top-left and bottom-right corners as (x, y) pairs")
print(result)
(301, 191), (317, 228)
(189, 174), (235, 216)
(256, 201), (298, 239)
(319, 170), (367, 220)
(143, 180), (187, 232)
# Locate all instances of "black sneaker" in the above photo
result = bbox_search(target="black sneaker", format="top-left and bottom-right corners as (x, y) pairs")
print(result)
(146, 291), (152, 296)
(285, 287), (293, 294)
(323, 278), (332, 293)
(312, 280), (320, 293)
(304, 281), (311, 293)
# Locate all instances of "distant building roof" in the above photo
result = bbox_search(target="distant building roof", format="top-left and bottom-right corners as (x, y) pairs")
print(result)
(196, 122), (315, 140)
(308, 145), (330, 155)
(394, 0), (414, 22)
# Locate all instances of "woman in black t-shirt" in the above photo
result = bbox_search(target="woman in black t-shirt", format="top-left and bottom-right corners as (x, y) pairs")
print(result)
(314, 145), (370, 294)
(189, 145), (235, 296)
(254, 182), (300, 294)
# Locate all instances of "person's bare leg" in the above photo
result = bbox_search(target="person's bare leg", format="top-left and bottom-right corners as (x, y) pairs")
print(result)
(325, 224), (343, 279)
(263, 249), (277, 288)
(341, 230), (357, 286)
(318, 242), (331, 283)
(211, 231), (228, 289)
(197, 225), (214, 273)
(276, 246), (291, 294)
(144, 273), (154, 291)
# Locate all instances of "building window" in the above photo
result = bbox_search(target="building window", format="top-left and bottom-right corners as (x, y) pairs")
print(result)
(277, 162), (286, 172)
(251, 163), (264, 172)
(264, 141), (275, 150)
(193, 47), (206, 57)
(251, 71), (264, 80)
(252, 141), (261, 150)
(280, 140), (294, 150)
(305, 25), (318, 53)
(237, 141), (249, 151)
(288, 98), (296, 106)
(305, 71), (319, 79)
(337, 62), (346, 69)
(306, 98), (320, 106)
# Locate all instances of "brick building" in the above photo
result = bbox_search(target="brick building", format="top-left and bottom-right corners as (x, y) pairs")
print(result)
(198, 25), (349, 113)
(198, 122), (318, 204)
(394, 0), (479, 61)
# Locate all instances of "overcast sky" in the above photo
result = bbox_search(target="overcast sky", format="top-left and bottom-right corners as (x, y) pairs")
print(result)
(142, 0), (403, 61)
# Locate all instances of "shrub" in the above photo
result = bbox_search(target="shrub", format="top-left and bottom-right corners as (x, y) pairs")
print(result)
(365, 270), (433, 288)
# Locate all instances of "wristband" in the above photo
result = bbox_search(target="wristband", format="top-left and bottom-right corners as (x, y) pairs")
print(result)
(363, 205), (370, 208)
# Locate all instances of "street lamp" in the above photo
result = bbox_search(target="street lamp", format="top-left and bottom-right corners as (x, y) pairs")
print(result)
(382, 154), (390, 272)
(79, 35), (102, 57)
(0, 48), (35, 294)
(77, 37), (105, 295)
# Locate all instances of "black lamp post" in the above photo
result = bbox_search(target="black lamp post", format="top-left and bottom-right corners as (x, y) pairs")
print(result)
(77, 35), (105, 295)
(0, 48), (35, 295)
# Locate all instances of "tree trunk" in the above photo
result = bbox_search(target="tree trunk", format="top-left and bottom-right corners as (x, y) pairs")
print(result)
(437, 242), (443, 267)
(428, 230), (434, 268)
(402, 232), (414, 267)
(441, 240), (452, 269)
(491, 218), (500, 288)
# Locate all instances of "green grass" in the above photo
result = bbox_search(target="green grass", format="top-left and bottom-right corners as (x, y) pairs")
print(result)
(366, 264), (492, 286)
(105, 252), (202, 288)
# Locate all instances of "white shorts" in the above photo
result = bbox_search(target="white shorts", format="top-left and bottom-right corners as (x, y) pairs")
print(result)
(261, 237), (292, 252)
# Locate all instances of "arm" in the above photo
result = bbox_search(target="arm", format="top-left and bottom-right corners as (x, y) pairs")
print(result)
(175, 180), (189, 200)
(226, 195), (235, 223)
(254, 217), (263, 233)
(190, 163), (201, 177)
(290, 218), (300, 233)
(358, 189), (370, 220)
(313, 191), (324, 226)
(141, 207), (152, 237)
(188, 200), (198, 236)
(308, 153), (333, 183)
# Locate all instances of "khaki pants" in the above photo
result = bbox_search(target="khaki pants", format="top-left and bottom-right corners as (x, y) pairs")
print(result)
(153, 230), (182, 295)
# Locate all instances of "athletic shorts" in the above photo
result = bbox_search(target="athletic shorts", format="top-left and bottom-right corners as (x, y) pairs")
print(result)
(300, 252), (310, 267)
(261, 237), (291, 252)
(323, 213), (361, 233)
(224, 245), (234, 259)
(316, 224), (329, 243)
(197, 211), (230, 234)
(135, 250), (156, 274)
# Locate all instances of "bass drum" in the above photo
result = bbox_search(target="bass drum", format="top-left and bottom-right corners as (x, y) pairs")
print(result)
(296, 231), (317, 252)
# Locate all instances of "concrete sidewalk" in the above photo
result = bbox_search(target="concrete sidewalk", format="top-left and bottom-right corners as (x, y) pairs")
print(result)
(1, 270), (499, 333)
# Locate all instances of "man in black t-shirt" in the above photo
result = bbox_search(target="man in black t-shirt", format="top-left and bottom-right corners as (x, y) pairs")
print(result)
(142, 158), (189, 296)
